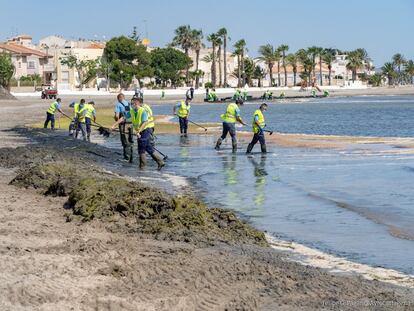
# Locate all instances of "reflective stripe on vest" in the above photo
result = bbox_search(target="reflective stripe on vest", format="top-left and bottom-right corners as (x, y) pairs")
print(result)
(177, 101), (190, 118)
(47, 102), (58, 114)
(142, 104), (155, 128)
(252, 109), (265, 133)
(84, 104), (95, 119)
(221, 103), (238, 123)
(130, 107), (150, 131)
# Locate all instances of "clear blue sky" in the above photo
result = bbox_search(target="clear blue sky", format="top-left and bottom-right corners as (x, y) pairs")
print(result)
(1, 0), (413, 67)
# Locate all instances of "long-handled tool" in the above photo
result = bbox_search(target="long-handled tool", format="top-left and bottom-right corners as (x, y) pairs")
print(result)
(153, 147), (168, 160)
(263, 129), (273, 135)
(188, 119), (208, 131)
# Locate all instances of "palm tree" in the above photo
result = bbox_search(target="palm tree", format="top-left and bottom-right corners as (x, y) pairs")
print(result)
(278, 44), (289, 86)
(190, 29), (204, 89)
(207, 33), (220, 87)
(296, 49), (313, 85)
(216, 35), (223, 87)
(286, 53), (298, 86)
(234, 39), (247, 87)
(322, 49), (335, 86)
(381, 62), (397, 86)
(171, 25), (193, 85)
(257, 44), (277, 86)
(346, 50), (365, 82)
(405, 60), (414, 84)
(275, 47), (282, 86)
(392, 53), (406, 85)
(217, 28), (228, 87)
(253, 65), (266, 87)
(369, 73), (384, 87)
(307, 46), (319, 81)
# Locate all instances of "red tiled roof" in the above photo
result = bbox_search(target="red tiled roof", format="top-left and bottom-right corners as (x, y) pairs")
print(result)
(0, 43), (49, 57)
(86, 42), (105, 49)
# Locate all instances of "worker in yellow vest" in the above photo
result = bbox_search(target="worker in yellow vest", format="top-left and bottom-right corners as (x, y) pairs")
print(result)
(173, 96), (191, 137)
(215, 99), (247, 153)
(44, 98), (64, 130)
(74, 99), (87, 141)
(84, 101), (96, 142)
(141, 99), (155, 147)
(112, 97), (164, 170)
(69, 99), (86, 137)
(246, 103), (268, 154)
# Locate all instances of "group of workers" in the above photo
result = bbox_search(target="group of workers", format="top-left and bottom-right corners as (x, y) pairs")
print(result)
(44, 91), (270, 171)
(44, 98), (96, 142)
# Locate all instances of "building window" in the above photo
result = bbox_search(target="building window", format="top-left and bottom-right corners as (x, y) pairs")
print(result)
(28, 61), (35, 69)
(18, 62), (21, 68)
(61, 71), (69, 83)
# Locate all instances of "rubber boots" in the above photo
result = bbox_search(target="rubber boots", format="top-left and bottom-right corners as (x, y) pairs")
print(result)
(232, 142), (237, 154)
(139, 153), (146, 169)
(215, 138), (222, 150)
(261, 144), (267, 154)
(150, 153), (165, 170)
(246, 143), (254, 154)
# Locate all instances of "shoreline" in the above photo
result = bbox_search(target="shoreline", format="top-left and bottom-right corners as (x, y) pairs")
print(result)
(1, 98), (414, 309)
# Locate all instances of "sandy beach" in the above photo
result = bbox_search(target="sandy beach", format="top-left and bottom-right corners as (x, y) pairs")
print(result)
(1, 95), (414, 310)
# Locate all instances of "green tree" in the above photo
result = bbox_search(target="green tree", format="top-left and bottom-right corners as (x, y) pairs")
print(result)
(234, 39), (247, 87)
(171, 25), (193, 85)
(253, 65), (266, 87)
(60, 54), (98, 90)
(369, 73), (384, 87)
(257, 44), (278, 86)
(286, 53), (298, 86)
(392, 53), (406, 85)
(381, 62), (397, 86)
(404, 60), (414, 84)
(151, 47), (192, 87)
(215, 35), (223, 87)
(217, 28), (229, 87)
(346, 49), (368, 82)
(103, 36), (152, 88)
(207, 33), (221, 87)
(307, 46), (319, 81)
(190, 29), (204, 88)
(278, 44), (289, 86)
(296, 49), (313, 84)
(322, 49), (336, 86)
(0, 52), (15, 90)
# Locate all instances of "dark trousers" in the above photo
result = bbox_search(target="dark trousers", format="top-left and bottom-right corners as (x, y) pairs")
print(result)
(85, 118), (92, 135)
(119, 123), (134, 161)
(249, 131), (266, 148)
(221, 122), (237, 143)
(44, 112), (55, 129)
(179, 117), (188, 134)
(138, 128), (155, 155)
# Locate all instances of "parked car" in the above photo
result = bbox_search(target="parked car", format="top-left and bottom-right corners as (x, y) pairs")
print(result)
(40, 85), (58, 99)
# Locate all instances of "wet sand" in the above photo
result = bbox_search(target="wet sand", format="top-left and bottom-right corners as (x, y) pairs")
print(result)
(1, 97), (414, 310)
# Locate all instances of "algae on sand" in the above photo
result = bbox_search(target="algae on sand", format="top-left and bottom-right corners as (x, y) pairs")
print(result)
(11, 161), (268, 247)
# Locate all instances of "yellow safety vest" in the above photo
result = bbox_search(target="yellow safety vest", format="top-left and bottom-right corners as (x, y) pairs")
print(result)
(177, 101), (190, 118)
(130, 107), (150, 132)
(252, 109), (265, 134)
(84, 104), (96, 119)
(47, 102), (59, 114)
(221, 103), (238, 123)
(73, 103), (80, 118)
(142, 103), (155, 129)
(77, 105), (87, 122)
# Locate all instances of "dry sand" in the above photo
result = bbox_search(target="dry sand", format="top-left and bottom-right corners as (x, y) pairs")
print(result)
(1, 97), (414, 310)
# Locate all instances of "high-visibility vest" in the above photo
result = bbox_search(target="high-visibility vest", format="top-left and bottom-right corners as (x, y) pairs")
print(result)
(73, 103), (80, 118)
(142, 103), (155, 128)
(47, 102), (59, 114)
(130, 107), (150, 132)
(77, 104), (87, 122)
(177, 101), (190, 118)
(84, 104), (96, 119)
(221, 103), (238, 123)
(252, 109), (265, 134)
